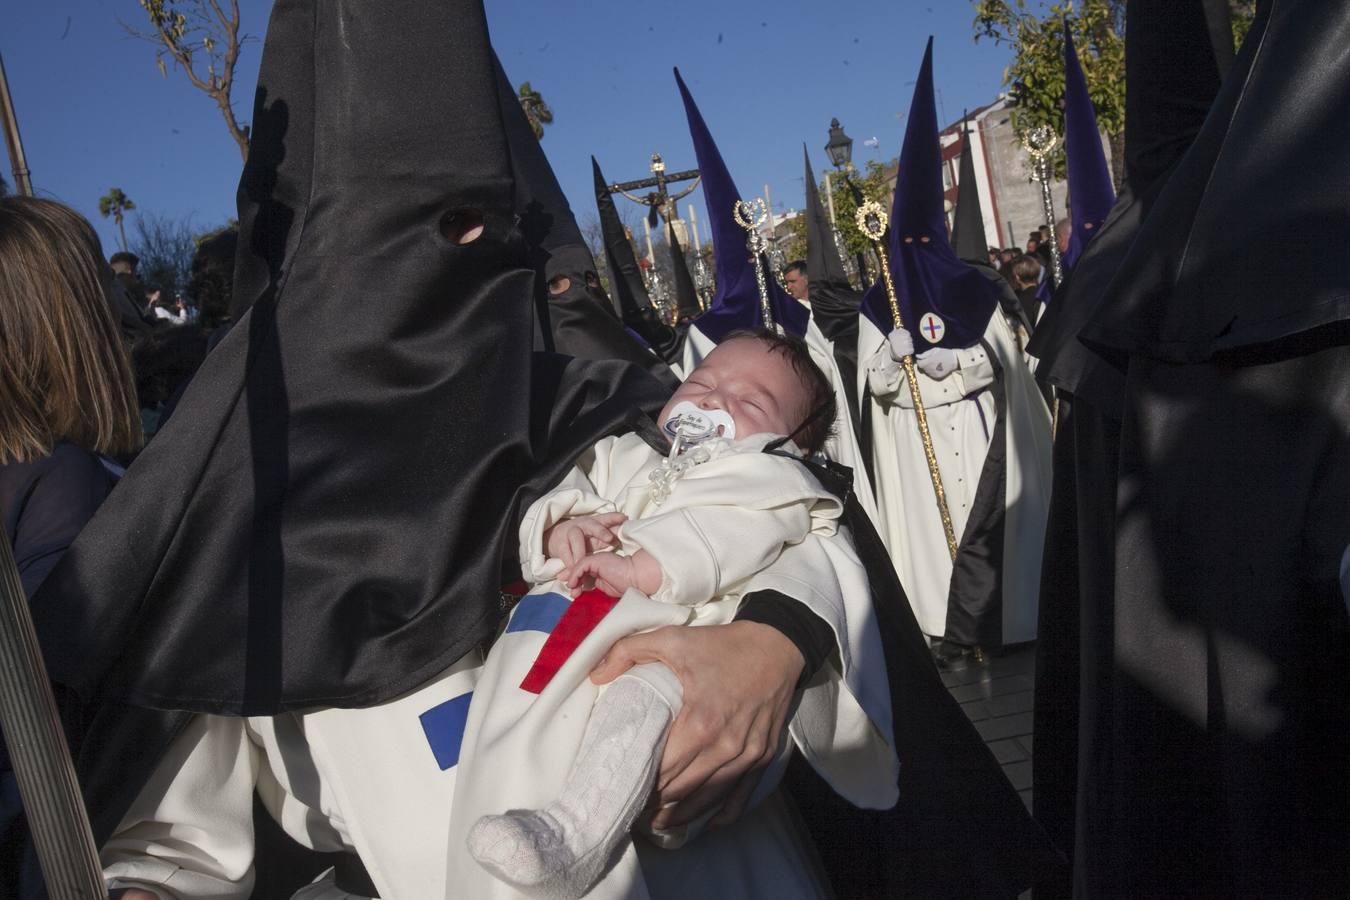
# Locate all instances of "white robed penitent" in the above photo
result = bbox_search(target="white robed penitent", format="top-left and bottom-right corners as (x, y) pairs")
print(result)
(859, 310), (1051, 645)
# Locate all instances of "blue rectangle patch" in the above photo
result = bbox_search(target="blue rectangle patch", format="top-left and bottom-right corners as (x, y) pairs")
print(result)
(504, 591), (571, 635)
(419, 692), (473, 771)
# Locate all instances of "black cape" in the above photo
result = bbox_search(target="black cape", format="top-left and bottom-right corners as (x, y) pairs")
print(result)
(781, 454), (1062, 897)
(1027, 1), (1231, 894)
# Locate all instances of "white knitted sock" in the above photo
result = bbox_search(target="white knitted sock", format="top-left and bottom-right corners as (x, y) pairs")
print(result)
(468, 664), (682, 899)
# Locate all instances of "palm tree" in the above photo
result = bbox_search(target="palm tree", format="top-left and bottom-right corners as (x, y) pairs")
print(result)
(517, 81), (553, 140)
(98, 188), (136, 251)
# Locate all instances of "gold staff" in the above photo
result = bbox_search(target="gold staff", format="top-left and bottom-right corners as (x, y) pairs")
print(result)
(856, 200), (958, 561)
(733, 197), (779, 333)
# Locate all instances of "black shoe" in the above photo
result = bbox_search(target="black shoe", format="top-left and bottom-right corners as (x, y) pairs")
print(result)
(933, 640), (987, 671)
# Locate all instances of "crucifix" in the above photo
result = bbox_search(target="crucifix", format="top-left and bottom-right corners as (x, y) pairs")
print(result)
(606, 152), (701, 228)
(607, 153), (701, 321)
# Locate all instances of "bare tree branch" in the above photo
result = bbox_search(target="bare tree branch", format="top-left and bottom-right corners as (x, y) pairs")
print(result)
(125, 0), (251, 161)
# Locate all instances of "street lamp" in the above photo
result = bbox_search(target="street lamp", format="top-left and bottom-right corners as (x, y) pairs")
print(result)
(823, 118), (863, 287)
(824, 118), (854, 170)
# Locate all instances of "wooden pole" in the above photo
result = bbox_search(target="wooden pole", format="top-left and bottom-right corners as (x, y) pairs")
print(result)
(0, 52), (34, 196)
(0, 539), (107, 897)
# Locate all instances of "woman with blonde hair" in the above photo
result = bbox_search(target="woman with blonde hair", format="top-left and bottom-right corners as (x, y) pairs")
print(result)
(0, 195), (142, 898)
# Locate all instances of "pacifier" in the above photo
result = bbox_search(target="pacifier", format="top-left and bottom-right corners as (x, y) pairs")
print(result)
(661, 401), (736, 443)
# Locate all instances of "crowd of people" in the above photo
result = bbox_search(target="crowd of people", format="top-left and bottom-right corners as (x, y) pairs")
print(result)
(1, 0), (1347, 898)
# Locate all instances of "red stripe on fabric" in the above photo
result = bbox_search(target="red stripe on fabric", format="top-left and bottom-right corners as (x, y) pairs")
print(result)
(519, 589), (620, 694)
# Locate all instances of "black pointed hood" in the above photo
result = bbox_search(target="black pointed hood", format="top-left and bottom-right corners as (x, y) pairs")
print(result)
(496, 57), (670, 379)
(592, 157), (685, 364)
(1085, 0), (1350, 361)
(949, 118), (989, 264)
(802, 144), (862, 343)
(496, 57), (585, 264)
(591, 157), (652, 320)
(668, 221), (702, 322)
(1027, 0), (1230, 407)
(33, 0), (669, 715)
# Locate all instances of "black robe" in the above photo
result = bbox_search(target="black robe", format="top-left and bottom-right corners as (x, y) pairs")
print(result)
(1034, 0), (1350, 893)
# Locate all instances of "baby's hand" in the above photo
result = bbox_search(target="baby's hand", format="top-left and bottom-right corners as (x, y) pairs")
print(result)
(561, 549), (663, 598)
(560, 552), (637, 598)
(544, 512), (628, 568)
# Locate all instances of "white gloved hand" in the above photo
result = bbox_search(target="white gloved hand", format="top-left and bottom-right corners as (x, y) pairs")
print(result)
(887, 327), (915, 361)
(916, 347), (960, 379)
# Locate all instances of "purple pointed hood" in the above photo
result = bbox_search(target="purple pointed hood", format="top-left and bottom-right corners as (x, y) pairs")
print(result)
(1062, 24), (1116, 269)
(674, 68), (807, 340)
(861, 39), (1000, 349)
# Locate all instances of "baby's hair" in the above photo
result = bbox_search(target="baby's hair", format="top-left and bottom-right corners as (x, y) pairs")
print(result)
(722, 328), (836, 455)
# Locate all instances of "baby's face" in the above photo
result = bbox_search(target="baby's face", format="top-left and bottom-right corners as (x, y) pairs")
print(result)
(659, 338), (808, 440)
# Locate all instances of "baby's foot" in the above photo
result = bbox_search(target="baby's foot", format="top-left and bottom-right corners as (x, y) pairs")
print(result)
(468, 808), (576, 893)
(468, 667), (682, 899)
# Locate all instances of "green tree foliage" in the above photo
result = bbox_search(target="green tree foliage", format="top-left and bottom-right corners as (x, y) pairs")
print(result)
(518, 82), (554, 140)
(1229, 1), (1257, 44)
(828, 161), (894, 259)
(973, 1), (1256, 187)
(973, 0), (1126, 184)
(779, 161), (893, 286)
(98, 187), (137, 251)
(130, 0), (251, 161)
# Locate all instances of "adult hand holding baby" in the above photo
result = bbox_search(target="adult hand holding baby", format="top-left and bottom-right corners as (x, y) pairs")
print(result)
(590, 621), (804, 830)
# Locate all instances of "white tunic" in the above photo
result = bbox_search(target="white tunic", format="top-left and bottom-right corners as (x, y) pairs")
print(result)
(102, 434), (898, 900)
(859, 312), (1052, 643)
(103, 655), (483, 899)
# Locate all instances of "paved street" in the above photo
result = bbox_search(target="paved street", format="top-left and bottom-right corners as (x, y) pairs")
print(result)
(941, 643), (1037, 813)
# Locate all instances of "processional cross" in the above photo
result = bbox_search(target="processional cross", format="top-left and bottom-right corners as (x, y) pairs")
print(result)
(607, 152), (700, 227)
(607, 153), (708, 317)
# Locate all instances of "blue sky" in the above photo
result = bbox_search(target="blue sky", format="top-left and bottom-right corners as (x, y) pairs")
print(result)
(4, 0), (1018, 255)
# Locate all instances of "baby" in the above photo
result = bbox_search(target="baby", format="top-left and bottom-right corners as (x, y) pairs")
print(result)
(463, 330), (895, 898)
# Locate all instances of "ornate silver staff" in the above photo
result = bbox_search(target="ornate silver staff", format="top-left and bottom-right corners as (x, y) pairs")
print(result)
(687, 203), (712, 311)
(0, 538), (108, 898)
(733, 197), (780, 333)
(856, 200), (959, 561)
(1024, 124), (1067, 437)
(1023, 125), (1063, 288)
